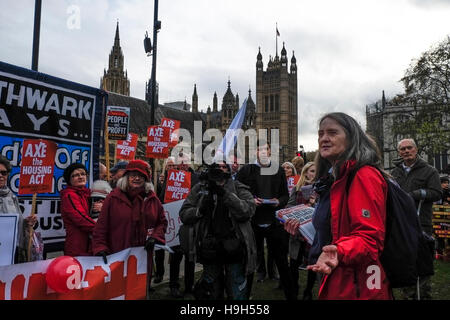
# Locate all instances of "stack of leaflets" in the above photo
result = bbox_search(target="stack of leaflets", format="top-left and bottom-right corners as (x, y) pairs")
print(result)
(275, 204), (316, 245)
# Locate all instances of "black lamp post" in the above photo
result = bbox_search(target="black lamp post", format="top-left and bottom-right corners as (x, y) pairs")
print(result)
(144, 0), (161, 173)
(144, 0), (161, 127)
(32, 0), (42, 71)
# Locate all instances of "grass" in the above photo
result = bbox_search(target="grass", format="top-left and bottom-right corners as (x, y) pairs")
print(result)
(148, 259), (450, 300)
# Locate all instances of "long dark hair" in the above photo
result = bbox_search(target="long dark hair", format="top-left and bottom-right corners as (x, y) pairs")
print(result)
(314, 112), (384, 179)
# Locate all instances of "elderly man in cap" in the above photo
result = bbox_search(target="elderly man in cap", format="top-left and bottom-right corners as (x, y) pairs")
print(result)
(109, 161), (129, 188)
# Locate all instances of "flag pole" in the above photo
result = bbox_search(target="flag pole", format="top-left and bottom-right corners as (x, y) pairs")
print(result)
(276, 22), (278, 57)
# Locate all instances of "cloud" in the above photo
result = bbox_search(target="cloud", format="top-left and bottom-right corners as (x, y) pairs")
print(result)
(1, 0), (450, 153)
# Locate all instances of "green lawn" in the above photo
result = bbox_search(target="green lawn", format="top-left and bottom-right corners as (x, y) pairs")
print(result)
(148, 259), (450, 300)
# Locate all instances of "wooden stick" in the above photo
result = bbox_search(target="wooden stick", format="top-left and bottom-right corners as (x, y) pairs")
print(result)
(27, 192), (37, 262)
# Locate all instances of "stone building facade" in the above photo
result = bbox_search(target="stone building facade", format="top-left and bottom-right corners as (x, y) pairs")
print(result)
(366, 91), (449, 172)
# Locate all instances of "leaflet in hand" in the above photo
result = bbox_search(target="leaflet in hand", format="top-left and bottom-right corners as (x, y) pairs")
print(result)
(275, 204), (316, 245)
(261, 198), (278, 205)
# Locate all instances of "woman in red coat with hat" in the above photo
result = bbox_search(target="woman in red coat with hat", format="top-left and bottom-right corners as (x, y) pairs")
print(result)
(92, 160), (168, 268)
(60, 163), (95, 257)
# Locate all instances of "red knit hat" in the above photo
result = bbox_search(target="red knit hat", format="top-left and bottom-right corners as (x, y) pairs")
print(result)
(124, 160), (151, 181)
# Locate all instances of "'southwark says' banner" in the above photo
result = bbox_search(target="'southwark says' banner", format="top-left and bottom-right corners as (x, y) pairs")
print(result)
(0, 247), (147, 300)
(19, 139), (57, 195)
(0, 61), (104, 248)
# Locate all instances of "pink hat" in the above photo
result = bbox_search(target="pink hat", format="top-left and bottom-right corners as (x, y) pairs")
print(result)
(124, 160), (151, 181)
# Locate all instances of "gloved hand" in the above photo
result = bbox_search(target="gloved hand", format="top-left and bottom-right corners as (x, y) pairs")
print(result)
(210, 181), (226, 196)
(144, 237), (156, 252)
(409, 189), (424, 200)
(96, 251), (108, 264)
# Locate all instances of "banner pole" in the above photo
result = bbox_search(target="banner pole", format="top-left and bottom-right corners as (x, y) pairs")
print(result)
(104, 101), (110, 177)
(27, 192), (37, 261)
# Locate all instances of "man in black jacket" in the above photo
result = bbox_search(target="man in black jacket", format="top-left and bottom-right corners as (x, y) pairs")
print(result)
(236, 140), (295, 300)
(391, 138), (442, 300)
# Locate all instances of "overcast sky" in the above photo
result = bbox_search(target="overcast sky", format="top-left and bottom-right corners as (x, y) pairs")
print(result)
(1, 0), (450, 151)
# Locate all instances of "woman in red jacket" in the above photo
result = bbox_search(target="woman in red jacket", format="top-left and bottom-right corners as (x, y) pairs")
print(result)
(92, 160), (167, 270)
(285, 112), (391, 300)
(60, 163), (95, 256)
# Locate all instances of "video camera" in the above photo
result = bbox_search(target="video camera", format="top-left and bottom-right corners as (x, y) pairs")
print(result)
(198, 163), (231, 195)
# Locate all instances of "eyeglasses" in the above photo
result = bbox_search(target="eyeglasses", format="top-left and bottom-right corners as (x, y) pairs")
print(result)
(129, 172), (145, 179)
(71, 172), (87, 178)
(0, 170), (9, 176)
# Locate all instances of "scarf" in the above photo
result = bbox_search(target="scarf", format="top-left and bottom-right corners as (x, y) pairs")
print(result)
(126, 186), (148, 247)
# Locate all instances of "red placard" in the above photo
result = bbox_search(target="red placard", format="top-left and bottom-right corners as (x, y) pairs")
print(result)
(116, 133), (138, 160)
(164, 169), (191, 204)
(160, 117), (181, 147)
(146, 126), (170, 158)
(19, 139), (57, 195)
(287, 175), (300, 195)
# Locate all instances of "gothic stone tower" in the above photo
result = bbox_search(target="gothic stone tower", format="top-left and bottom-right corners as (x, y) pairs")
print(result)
(100, 21), (130, 96)
(256, 43), (298, 161)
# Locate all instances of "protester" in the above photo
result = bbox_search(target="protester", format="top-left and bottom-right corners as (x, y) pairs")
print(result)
(0, 155), (37, 263)
(285, 161), (317, 300)
(291, 156), (305, 177)
(109, 160), (128, 188)
(90, 180), (112, 220)
(92, 160), (167, 294)
(60, 163), (95, 257)
(99, 163), (107, 180)
(179, 161), (256, 300)
(391, 138), (442, 300)
(153, 157), (177, 286)
(285, 112), (392, 299)
(236, 140), (295, 300)
(282, 161), (298, 195)
(164, 154), (199, 297)
(92, 159), (167, 258)
(438, 176), (450, 205)
(230, 156), (241, 180)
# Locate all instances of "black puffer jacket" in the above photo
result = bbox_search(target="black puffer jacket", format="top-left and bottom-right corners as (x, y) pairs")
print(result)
(391, 157), (442, 233)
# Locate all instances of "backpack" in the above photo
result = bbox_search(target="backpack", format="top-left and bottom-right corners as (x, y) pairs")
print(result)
(346, 167), (434, 288)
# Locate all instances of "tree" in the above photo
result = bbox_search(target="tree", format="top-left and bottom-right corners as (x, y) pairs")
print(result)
(392, 36), (450, 161)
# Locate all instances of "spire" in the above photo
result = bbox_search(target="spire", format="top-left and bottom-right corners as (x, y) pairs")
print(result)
(114, 20), (120, 47)
(213, 91), (218, 112)
(192, 84), (198, 113)
(382, 90), (386, 109)
(256, 47), (263, 70)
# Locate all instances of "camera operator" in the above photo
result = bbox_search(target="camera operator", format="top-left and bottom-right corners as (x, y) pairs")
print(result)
(179, 161), (256, 300)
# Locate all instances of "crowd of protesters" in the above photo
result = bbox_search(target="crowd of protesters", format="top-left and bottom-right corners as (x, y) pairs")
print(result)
(2, 111), (449, 301)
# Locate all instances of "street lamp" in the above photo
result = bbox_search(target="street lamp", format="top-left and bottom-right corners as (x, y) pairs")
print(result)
(143, 0), (161, 198)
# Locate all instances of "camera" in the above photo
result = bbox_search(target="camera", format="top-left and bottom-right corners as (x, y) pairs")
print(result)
(198, 164), (231, 196)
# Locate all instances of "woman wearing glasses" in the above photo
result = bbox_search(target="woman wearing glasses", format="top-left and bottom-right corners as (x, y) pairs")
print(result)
(0, 155), (37, 263)
(92, 160), (167, 278)
(60, 163), (96, 257)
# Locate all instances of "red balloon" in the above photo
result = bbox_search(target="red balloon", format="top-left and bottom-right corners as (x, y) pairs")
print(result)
(45, 256), (83, 293)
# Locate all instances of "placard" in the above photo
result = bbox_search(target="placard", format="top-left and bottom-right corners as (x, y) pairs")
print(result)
(107, 106), (130, 140)
(116, 133), (138, 161)
(18, 139), (57, 195)
(163, 169), (191, 204)
(0, 214), (19, 266)
(160, 117), (180, 147)
(146, 125), (170, 158)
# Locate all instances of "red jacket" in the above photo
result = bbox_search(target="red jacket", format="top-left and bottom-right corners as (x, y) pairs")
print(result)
(92, 187), (167, 255)
(318, 161), (392, 300)
(60, 186), (95, 256)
